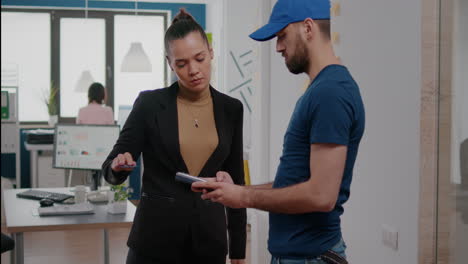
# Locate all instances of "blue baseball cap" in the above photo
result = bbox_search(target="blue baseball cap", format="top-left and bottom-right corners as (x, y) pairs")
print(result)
(250, 0), (331, 42)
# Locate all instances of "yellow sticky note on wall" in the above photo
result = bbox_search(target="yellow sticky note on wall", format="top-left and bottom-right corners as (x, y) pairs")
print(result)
(332, 32), (340, 44)
(331, 2), (341, 16)
(244, 160), (251, 186)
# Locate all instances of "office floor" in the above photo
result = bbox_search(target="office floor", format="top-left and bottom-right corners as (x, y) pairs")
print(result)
(1, 225), (251, 264)
(1, 227), (130, 264)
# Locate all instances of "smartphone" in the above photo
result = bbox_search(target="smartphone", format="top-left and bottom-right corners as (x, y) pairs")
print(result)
(175, 172), (207, 184)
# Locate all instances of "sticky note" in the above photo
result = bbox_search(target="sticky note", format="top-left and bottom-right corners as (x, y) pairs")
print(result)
(331, 2), (341, 16)
(332, 32), (340, 44)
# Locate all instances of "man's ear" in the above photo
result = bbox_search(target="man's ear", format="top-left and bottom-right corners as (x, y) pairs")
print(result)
(166, 55), (174, 71)
(303, 18), (315, 40)
(209, 46), (214, 60)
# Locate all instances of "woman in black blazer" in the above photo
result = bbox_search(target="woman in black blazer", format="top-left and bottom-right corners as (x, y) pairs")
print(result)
(102, 9), (246, 264)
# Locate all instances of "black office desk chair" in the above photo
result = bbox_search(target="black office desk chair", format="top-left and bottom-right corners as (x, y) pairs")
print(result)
(459, 138), (468, 224)
(1, 233), (14, 253)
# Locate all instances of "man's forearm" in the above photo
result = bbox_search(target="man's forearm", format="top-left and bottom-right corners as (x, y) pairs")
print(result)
(244, 180), (334, 214)
(246, 182), (273, 189)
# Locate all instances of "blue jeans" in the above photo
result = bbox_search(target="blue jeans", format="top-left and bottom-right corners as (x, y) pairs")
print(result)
(270, 238), (347, 264)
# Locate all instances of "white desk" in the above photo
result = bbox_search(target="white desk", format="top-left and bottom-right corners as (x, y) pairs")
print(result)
(24, 143), (53, 188)
(4, 188), (136, 264)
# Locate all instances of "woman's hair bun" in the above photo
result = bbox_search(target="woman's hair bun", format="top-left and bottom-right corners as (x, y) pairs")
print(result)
(171, 8), (195, 25)
(164, 8), (209, 54)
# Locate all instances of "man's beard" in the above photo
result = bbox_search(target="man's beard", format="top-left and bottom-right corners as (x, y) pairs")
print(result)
(285, 39), (309, 75)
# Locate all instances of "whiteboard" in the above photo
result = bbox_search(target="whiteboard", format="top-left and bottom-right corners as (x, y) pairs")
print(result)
(53, 124), (120, 170)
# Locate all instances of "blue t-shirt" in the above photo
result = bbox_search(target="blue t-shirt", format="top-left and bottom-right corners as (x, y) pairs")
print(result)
(268, 65), (365, 258)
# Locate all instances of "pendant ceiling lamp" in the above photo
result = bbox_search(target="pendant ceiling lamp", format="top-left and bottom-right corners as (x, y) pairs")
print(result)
(74, 0), (94, 92)
(120, 0), (152, 72)
(121, 42), (152, 72)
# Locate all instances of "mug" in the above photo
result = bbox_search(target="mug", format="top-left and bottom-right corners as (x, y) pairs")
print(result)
(107, 190), (115, 204)
(74, 185), (87, 204)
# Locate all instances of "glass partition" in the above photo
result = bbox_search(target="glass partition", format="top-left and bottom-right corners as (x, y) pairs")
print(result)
(114, 15), (165, 120)
(1, 12), (51, 122)
(60, 18), (106, 118)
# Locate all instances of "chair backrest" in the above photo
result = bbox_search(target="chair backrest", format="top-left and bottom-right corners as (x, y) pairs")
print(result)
(461, 138), (468, 189)
(1, 233), (15, 254)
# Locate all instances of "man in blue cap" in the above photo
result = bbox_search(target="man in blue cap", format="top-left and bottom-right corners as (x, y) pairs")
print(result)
(193, 0), (365, 263)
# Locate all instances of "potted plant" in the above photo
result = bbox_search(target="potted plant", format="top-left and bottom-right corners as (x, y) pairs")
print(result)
(42, 81), (58, 126)
(107, 184), (132, 214)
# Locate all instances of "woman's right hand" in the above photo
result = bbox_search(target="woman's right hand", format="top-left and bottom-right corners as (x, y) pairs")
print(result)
(111, 152), (136, 172)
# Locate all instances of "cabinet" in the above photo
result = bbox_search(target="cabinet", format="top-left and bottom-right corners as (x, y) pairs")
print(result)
(1, 63), (21, 187)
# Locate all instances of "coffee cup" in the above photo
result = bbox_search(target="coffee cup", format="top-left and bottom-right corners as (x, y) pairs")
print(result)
(74, 185), (87, 204)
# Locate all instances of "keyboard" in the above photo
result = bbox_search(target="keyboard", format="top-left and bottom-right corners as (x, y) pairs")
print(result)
(17, 189), (74, 203)
(38, 203), (95, 216)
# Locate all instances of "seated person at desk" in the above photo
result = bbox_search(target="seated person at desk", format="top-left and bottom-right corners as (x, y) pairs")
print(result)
(76, 82), (114, 125)
(74, 82), (114, 188)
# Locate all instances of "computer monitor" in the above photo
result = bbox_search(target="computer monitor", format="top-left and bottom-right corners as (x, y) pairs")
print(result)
(53, 124), (119, 170)
(53, 124), (120, 189)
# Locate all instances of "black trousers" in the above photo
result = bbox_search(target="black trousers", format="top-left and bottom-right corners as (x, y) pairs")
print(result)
(126, 248), (226, 264)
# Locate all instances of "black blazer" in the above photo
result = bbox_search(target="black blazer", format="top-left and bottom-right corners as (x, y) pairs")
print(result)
(102, 82), (246, 262)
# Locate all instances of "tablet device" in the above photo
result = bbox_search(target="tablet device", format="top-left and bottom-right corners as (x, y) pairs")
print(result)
(175, 172), (207, 184)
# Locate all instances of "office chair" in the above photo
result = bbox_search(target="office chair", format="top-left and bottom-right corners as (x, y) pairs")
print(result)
(460, 138), (468, 190)
(1, 233), (14, 253)
(458, 138), (468, 224)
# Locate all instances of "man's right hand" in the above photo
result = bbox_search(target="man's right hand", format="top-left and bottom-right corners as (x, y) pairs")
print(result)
(111, 152), (136, 172)
(192, 171), (233, 193)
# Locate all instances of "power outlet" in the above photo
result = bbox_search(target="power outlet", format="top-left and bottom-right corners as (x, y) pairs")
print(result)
(382, 224), (398, 250)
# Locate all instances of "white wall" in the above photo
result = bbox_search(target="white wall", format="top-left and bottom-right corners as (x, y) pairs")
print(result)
(336, 0), (421, 263)
(222, 1), (273, 263)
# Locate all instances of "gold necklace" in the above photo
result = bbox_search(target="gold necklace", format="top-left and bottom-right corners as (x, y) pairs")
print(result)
(189, 105), (200, 128)
(178, 99), (202, 128)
